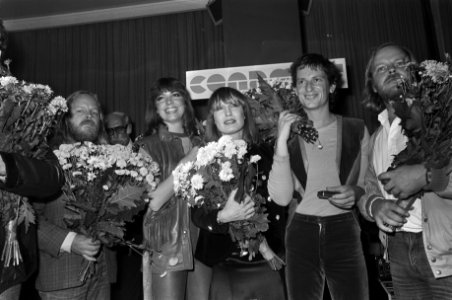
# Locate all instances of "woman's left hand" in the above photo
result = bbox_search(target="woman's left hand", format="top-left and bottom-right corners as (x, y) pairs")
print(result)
(217, 189), (255, 223)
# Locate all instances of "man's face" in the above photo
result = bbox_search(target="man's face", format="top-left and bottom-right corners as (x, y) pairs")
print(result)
(67, 95), (101, 142)
(371, 46), (411, 100)
(295, 66), (335, 112)
(106, 116), (130, 146)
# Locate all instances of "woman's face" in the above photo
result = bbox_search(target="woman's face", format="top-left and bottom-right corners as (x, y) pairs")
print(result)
(155, 90), (186, 126)
(213, 100), (245, 140)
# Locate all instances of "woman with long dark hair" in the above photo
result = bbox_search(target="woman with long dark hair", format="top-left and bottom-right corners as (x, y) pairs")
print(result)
(138, 77), (200, 300)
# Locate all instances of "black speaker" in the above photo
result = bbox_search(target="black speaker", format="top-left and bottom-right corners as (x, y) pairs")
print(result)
(207, 0), (223, 25)
(299, 0), (312, 15)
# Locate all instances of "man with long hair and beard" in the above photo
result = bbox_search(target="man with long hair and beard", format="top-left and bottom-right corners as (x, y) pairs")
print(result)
(359, 43), (452, 300)
(34, 91), (115, 300)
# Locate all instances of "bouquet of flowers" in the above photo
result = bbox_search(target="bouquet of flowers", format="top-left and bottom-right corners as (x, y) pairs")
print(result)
(54, 142), (160, 281)
(173, 135), (283, 269)
(390, 57), (452, 209)
(244, 75), (320, 146)
(0, 75), (67, 267)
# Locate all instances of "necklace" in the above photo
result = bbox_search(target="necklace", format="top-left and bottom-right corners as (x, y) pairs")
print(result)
(317, 140), (323, 150)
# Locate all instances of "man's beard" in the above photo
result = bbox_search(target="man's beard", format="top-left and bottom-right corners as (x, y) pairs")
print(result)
(68, 120), (100, 142)
(379, 74), (406, 101)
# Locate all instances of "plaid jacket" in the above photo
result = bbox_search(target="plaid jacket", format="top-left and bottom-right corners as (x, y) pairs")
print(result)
(34, 192), (117, 292)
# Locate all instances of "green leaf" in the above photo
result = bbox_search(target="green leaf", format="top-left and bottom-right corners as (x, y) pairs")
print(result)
(96, 221), (125, 240)
(18, 198), (36, 232)
(108, 183), (147, 210)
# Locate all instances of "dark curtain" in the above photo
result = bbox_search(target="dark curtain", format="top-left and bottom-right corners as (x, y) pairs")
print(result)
(301, 0), (437, 132)
(433, 0), (452, 58)
(7, 10), (224, 134)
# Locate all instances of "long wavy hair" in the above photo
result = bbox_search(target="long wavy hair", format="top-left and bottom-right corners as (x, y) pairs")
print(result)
(362, 43), (416, 112)
(205, 87), (259, 144)
(290, 53), (342, 107)
(49, 90), (108, 148)
(144, 77), (197, 136)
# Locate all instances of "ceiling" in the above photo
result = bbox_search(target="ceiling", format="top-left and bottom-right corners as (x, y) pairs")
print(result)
(0, 0), (209, 31)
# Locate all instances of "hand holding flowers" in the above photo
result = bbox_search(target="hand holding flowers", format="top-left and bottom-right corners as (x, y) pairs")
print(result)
(173, 135), (283, 269)
(216, 189), (255, 223)
(244, 75), (319, 145)
(0, 75), (67, 267)
(54, 142), (160, 281)
(383, 57), (452, 220)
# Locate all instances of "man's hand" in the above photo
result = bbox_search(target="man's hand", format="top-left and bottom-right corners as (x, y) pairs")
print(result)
(71, 234), (101, 261)
(274, 111), (300, 157)
(217, 188), (255, 223)
(378, 164), (427, 199)
(327, 185), (357, 209)
(371, 198), (410, 233)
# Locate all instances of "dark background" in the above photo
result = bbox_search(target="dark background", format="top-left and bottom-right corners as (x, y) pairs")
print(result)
(5, 0), (451, 299)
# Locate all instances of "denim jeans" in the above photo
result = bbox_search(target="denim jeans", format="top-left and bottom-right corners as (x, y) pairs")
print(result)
(388, 231), (452, 300)
(285, 212), (368, 300)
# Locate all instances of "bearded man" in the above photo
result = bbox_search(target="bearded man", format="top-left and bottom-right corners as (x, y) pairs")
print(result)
(359, 43), (452, 300)
(33, 91), (116, 300)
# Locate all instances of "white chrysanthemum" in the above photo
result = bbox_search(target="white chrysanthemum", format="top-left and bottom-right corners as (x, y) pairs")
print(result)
(180, 161), (194, 174)
(62, 163), (72, 170)
(421, 60), (451, 84)
(219, 161), (234, 182)
(48, 96), (68, 115)
(139, 167), (148, 177)
(196, 143), (217, 167)
(115, 169), (126, 175)
(130, 170), (138, 178)
(72, 171), (82, 176)
(0, 76), (18, 87)
(218, 135), (233, 148)
(235, 140), (247, 159)
(87, 172), (97, 181)
(146, 173), (155, 186)
(250, 155), (261, 164)
(223, 142), (238, 159)
(191, 174), (204, 190)
(116, 159), (127, 168)
(21, 85), (33, 94)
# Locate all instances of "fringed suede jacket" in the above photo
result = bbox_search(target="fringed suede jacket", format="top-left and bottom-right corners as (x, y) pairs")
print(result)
(139, 126), (199, 274)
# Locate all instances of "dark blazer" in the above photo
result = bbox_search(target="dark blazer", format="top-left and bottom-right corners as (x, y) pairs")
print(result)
(192, 143), (286, 267)
(0, 151), (64, 294)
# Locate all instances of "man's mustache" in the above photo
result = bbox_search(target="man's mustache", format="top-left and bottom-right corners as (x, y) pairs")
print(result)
(384, 73), (404, 85)
(80, 119), (96, 126)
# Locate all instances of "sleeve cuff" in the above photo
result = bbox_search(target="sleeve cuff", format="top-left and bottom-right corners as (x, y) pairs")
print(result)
(365, 195), (384, 221)
(273, 154), (290, 163)
(60, 231), (77, 254)
(0, 152), (20, 188)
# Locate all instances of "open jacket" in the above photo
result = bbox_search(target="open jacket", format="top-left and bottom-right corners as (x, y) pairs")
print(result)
(268, 115), (368, 214)
(0, 151), (64, 294)
(359, 125), (452, 279)
(139, 126), (199, 273)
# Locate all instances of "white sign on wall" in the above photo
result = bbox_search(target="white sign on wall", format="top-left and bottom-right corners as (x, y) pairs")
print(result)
(186, 58), (348, 100)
